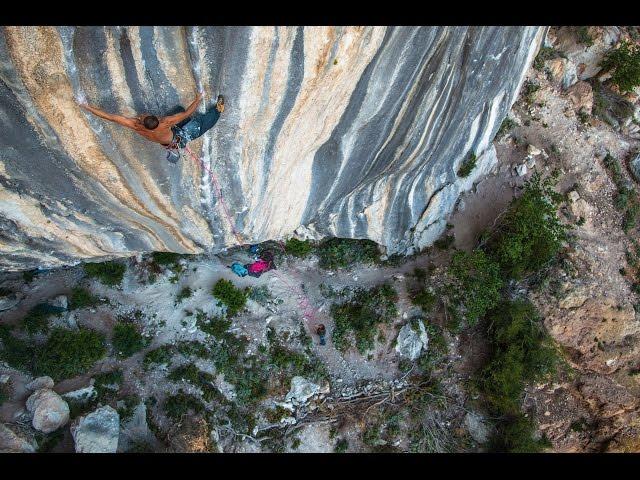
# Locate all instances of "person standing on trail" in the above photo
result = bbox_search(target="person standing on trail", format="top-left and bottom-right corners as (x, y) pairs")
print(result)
(316, 324), (327, 346)
(79, 92), (225, 163)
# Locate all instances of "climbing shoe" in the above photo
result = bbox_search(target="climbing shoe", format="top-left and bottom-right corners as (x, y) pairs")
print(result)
(216, 95), (225, 113)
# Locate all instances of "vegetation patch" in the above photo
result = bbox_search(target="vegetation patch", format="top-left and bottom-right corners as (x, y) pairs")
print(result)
(601, 40), (640, 93)
(22, 304), (59, 335)
(83, 261), (126, 287)
(331, 284), (398, 354)
(69, 287), (100, 310)
(196, 310), (231, 338)
(484, 173), (567, 279)
(143, 345), (174, 370)
(446, 250), (503, 327)
(164, 390), (205, 420)
(476, 300), (558, 452)
(284, 238), (314, 258)
(495, 117), (516, 140)
(175, 286), (193, 304)
(457, 152), (477, 178)
(33, 327), (106, 381)
(603, 153), (640, 233)
(533, 46), (560, 71)
(212, 279), (247, 318)
(112, 321), (146, 358)
(316, 238), (380, 270)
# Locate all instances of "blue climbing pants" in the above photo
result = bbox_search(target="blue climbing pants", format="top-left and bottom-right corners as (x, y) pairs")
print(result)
(172, 106), (221, 148)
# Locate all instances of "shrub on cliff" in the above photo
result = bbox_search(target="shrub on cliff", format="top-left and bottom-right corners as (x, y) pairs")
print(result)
(484, 173), (567, 279)
(33, 327), (106, 381)
(457, 152), (477, 178)
(112, 321), (146, 358)
(212, 279), (247, 317)
(475, 299), (558, 452)
(69, 287), (100, 310)
(284, 238), (314, 258)
(601, 40), (640, 93)
(446, 250), (503, 326)
(83, 260), (126, 287)
(331, 284), (398, 354)
(317, 238), (380, 270)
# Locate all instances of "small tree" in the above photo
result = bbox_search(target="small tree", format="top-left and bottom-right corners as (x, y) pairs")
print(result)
(112, 321), (146, 358)
(212, 279), (247, 317)
(601, 41), (640, 93)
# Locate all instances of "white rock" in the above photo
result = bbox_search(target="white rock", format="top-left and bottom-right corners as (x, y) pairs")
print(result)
(527, 144), (542, 156)
(25, 376), (54, 391)
(26, 388), (70, 434)
(0, 374), (10, 384)
(285, 376), (320, 405)
(49, 295), (68, 310)
(62, 386), (97, 403)
(515, 164), (528, 176)
(395, 319), (429, 361)
(71, 406), (120, 453)
(568, 190), (580, 202)
(464, 412), (491, 444)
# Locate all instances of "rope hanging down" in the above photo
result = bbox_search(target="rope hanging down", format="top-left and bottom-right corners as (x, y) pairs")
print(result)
(178, 144), (322, 327)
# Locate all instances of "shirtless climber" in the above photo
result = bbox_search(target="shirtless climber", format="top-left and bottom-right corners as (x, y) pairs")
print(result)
(79, 92), (225, 163)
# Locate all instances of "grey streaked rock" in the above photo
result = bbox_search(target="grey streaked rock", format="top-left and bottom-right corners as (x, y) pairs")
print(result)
(395, 319), (429, 361)
(0, 27), (544, 270)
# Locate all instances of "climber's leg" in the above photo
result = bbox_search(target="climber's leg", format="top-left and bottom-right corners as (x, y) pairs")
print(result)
(186, 95), (224, 141)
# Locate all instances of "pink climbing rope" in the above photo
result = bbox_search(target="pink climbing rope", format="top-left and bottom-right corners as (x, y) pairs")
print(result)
(180, 144), (322, 327)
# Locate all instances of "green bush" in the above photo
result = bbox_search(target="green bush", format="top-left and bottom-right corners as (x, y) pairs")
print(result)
(603, 153), (640, 233)
(34, 327), (106, 381)
(284, 238), (314, 258)
(434, 234), (455, 250)
(164, 390), (205, 420)
(83, 261), (126, 287)
(0, 325), (34, 371)
(334, 438), (349, 453)
(410, 289), (436, 311)
(151, 252), (183, 266)
(533, 46), (560, 71)
(0, 382), (10, 405)
(22, 304), (59, 335)
(575, 26), (594, 47)
(448, 250), (503, 326)
(331, 284), (398, 354)
(212, 279), (247, 317)
(112, 322), (146, 358)
(317, 238), (380, 270)
(485, 173), (567, 279)
(457, 152), (477, 178)
(601, 41), (640, 93)
(477, 300), (557, 416)
(196, 311), (231, 338)
(69, 287), (99, 310)
(175, 286), (193, 304)
(143, 345), (174, 369)
(495, 117), (516, 140)
(490, 414), (551, 453)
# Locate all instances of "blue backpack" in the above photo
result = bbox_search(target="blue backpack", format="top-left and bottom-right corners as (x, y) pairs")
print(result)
(230, 262), (248, 277)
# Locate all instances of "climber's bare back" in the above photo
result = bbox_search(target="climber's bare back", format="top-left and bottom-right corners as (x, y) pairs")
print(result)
(79, 92), (205, 146)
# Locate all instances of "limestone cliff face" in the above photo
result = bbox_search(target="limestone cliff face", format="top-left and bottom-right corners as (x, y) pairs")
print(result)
(0, 26), (544, 270)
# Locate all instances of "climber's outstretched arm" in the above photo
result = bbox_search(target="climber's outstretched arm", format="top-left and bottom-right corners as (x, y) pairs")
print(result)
(80, 104), (137, 129)
(162, 92), (203, 126)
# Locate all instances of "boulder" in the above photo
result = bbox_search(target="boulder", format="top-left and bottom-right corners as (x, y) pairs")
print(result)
(464, 412), (492, 444)
(285, 377), (320, 406)
(71, 405), (120, 453)
(0, 423), (36, 453)
(527, 144), (542, 157)
(546, 57), (565, 83)
(0, 292), (23, 312)
(629, 152), (640, 183)
(566, 81), (593, 113)
(395, 319), (429, 361)
(25, 388), (70, 433)
(515, 164), (528, 177)
(25, 376), (55, 391)
(0, 374), (10, 384)
(49, 295), (68, 310)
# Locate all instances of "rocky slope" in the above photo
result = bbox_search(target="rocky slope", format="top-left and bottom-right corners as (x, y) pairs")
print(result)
(0, 26), (544, 271)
